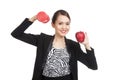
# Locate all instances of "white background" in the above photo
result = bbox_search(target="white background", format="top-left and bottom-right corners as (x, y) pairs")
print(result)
(0, 0), (120, 80)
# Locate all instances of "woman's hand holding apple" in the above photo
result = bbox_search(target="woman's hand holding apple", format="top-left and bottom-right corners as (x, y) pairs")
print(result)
(36, 11), (50, 23)
(29, 11), (50, 23)
(76, 31), (91, 50)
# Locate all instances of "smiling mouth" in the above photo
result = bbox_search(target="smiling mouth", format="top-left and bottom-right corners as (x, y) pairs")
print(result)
(60, 30), (67, 34)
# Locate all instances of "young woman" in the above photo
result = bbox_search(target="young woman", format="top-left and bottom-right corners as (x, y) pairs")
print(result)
(11, 10), (98, 80)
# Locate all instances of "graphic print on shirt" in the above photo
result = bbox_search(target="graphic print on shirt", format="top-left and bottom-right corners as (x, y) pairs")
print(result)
(42, 47), (71, 77)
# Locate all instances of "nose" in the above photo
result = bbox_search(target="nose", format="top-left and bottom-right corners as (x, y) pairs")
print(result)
(62, 24), (66, 29)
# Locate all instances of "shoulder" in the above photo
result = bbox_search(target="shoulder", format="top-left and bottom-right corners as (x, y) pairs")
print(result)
(40, 33), (53, 39)
(39, 33), (53, 41)
(66, 38), (79, 47)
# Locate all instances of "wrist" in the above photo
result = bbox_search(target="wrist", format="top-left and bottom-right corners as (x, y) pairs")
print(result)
(29, 18), (36, 22)
(84, 44), (91, 50)
(29, 15), (37, 22)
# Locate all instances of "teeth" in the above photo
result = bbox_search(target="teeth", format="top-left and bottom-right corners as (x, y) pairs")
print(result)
(61, 30), (66, 33)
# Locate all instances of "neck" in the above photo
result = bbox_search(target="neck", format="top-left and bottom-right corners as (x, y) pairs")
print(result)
(54, 34), (65, 42)
(53, 34), (66, 48)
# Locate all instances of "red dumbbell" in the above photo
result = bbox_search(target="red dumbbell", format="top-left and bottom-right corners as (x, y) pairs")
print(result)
(75, 31), (85, 43)
(36, 11), (50, 23)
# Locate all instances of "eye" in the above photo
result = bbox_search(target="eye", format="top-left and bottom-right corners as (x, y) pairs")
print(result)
(66, 22), (70, 25)
(59, 22), (63, 25)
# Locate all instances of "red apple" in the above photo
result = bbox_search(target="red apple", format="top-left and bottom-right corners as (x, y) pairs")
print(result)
(36, 11), (50, 23)
(75, 31), (85, 42)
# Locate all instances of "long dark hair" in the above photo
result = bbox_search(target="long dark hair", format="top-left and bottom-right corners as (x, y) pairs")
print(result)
(52, 9), (71, 24)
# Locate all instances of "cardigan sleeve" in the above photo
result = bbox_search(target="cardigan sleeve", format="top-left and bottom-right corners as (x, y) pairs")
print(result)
(76, 43), (98, 70)
(11, 18), (40, 46)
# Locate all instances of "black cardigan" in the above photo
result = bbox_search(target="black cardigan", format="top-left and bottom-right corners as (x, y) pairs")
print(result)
(11, 18), (98, 80)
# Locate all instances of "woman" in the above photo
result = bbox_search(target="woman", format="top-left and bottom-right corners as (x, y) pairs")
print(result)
(11, 9), (98, 80)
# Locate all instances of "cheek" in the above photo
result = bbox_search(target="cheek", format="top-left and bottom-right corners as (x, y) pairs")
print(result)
(67, 26), (70, 30)
(54, 26), (60, 31)
(55, 26), (59, 30)
(56, 25), (61, 30)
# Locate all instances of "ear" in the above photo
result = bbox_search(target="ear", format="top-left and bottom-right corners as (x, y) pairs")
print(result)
(51, 22), (55, 28)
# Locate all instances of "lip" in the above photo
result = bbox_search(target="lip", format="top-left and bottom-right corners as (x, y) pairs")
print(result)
(60, 30), (67, 34)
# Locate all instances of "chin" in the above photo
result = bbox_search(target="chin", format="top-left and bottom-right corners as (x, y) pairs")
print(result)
(60, 33), (67, 37)
(60, 35), (66, 37)
(57, 31), (68, 37)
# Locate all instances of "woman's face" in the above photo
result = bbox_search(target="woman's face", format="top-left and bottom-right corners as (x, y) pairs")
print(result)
(52, 15), (70, 37)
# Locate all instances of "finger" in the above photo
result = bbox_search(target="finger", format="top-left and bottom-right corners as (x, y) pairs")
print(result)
(84, 32), (87, 36)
